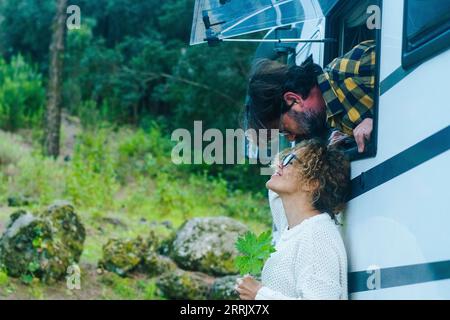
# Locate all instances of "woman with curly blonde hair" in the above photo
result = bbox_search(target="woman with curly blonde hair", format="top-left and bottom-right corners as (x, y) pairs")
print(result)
(236, 139), (351, 300)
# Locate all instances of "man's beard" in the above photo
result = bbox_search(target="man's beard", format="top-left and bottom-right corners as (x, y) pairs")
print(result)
(288, 108), (327, 141)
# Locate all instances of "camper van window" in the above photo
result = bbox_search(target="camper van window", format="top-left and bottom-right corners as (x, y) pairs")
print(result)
(323, 0), (381, 161)
(402, 0), (450, 68)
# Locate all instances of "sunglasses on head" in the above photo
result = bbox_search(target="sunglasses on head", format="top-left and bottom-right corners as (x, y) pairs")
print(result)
(245, 98), (297, 140)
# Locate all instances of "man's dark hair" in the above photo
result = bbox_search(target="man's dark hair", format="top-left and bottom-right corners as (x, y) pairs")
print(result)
(246, 56), (323, 129)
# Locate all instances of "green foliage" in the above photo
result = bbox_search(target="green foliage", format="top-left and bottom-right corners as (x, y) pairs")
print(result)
(63, 18), (97, 114)
(20, 274), (34, 285)
(111, 277), (137, 299)
(151, 171), (227, 220)
(235, 231), (276, 276)
(0, 270), (9, 287)
(161, 43), (255, 131)
(0, 0), (272, 300)
(14, 154), (66, 204)
(222, 190), (271, 226)
(0, 0), (55, 64)
(99, 273), (165, 300)
(0, 0), (258, 133)
(0, 130), (31, 166)
(0, 0), (265, 195)
(28, 281), (45, 299)
(66, 128), (119, 209)
(0, 124), (270, 228)
(0, 55), (45, 131)
(115, 124), (173, 180)
(0, 0), (255, 131)
(138, 279), (161, 300)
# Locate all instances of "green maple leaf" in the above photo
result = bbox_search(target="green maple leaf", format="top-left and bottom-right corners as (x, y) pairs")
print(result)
(234, 230), (276, 276)
(235, 232), (257, 255)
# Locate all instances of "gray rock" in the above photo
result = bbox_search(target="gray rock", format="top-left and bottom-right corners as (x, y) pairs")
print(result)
(171, 217), (248, 276)
(43, 201), (86, 261)
(98, 237), (149, 276)
(98, 230), (167, 277)
(157, 230), (175, 256)
(0, 201), (86, 283)
(156, 268), (215, 300)
(143, 253), (177, 277)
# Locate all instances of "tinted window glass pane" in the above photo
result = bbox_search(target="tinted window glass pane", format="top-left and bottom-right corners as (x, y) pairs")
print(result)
(190, 0), (339, 45)
(405, 0), (450, 50)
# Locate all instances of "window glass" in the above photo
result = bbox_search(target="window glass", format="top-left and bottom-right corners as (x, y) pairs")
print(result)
(404, 0), (450, 51)
(190, 0), (339, 45)
(324, 0), (380, 161)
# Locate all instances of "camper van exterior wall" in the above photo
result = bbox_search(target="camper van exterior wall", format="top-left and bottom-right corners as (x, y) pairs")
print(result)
(259, 0), (450, 299)
(300, 0), (450, 299)
(194, 0), (450, 300)
(246, 0), (449, 299)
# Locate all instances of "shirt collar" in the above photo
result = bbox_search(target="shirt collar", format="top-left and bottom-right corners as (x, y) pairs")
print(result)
(280, 214), (332, 241)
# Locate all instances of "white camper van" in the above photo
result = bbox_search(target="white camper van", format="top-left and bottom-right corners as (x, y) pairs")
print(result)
(191, 0), (450, 299)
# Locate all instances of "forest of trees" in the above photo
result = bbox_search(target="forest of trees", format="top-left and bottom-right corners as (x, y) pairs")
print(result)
(0, 0), (257, 133)
(0, 0), (270, 299)
(0, 0), (270, 191)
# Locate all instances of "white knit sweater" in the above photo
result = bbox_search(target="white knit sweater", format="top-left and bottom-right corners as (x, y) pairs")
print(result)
(256, 191), (348, 300)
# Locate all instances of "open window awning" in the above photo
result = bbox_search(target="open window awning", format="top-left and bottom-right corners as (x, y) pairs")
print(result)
(190, 0), (339, 45)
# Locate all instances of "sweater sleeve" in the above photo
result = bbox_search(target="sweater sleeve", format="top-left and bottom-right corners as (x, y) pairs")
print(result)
(268, 190), (288, 245)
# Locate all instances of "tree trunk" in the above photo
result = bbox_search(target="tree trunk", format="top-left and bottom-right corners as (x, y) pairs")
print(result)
(44, 0), (67, 158)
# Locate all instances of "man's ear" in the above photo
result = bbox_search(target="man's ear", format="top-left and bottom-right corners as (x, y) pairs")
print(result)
(283, 92), (304, 111)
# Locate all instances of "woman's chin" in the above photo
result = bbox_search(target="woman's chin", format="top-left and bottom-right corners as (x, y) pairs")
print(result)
(266, 175), (291, 195)
(266, 177), (279, 192)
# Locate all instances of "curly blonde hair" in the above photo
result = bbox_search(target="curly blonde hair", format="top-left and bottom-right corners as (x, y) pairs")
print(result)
(276, 139), (351, 219)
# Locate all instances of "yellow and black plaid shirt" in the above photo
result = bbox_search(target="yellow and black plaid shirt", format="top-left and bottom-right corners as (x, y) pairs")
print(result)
(317, 40), (376, 136)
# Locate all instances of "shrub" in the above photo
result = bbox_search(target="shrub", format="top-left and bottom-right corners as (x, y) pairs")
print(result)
(0, 55), (45, 131)
(0, 130), (30, 167)
(14, 154), (66, 204)
(65, 128), (119, 209)
(221, 190), (271, 226)
(0, 129), (65, 205)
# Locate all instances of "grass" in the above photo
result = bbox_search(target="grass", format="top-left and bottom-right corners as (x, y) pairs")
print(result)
(0, 123), (271, 300)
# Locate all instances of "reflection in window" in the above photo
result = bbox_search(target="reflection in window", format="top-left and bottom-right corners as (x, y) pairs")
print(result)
(405, 0), (450, 51)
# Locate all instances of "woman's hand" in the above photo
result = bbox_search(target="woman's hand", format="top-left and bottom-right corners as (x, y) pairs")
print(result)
(235, 275), (262, 300)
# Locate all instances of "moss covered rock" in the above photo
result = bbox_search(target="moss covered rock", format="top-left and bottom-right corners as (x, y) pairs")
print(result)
(156, 268), (215, 300)
(98, 231), (162, 276)
(143, 253), (177, 277)
(0, 202), (86, 283)
(171, 217), (248, 276)
(157, 230), (176, 256)
(209, 275), (240, 300)
(43, 201), (86, 261)
(98, 237), (149, 276)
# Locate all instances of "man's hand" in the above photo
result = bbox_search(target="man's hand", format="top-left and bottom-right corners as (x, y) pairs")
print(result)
(235, 275), (262, 300)
(328, 130), (350, 146)
(353, 118), (373, 153)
